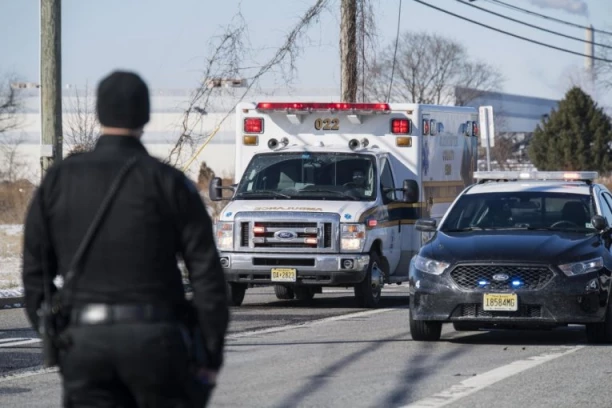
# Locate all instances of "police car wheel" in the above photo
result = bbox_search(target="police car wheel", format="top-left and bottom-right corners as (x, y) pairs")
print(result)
(585, 298), (612, 344)
(354, 251), (384, 308)
(227, 282), (247, 306)
(274, 285), (295, 300)
(409, 304), (442, 341)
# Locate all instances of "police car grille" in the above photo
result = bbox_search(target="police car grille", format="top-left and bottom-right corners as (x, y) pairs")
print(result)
(450, 265), (554, 290)
(459, 303), (542, 318)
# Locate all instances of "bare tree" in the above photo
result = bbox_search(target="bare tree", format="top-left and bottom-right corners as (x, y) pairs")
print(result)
(365, 31), (504, 104)
(0, 133), (27, 182)
(0, 75), (22, 136)
(166, 0), (333, 169)
(63, 83), (100, 154)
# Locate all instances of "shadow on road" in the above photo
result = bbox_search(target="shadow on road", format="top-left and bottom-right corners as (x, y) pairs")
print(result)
(270, 332), (407, 408)
(445, 325), (603, 346)
(0, 387), (30, 395)
(239, 294), (409, 310)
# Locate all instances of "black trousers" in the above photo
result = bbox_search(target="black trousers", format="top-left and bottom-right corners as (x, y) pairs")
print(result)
(58, 321), (213, 407)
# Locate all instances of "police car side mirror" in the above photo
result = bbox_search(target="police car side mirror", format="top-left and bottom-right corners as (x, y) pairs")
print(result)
(402, 179), (419, 203)
(415, 218), (437, 232)
(591, 215), (608, 232)
(209, 177), (223, 201)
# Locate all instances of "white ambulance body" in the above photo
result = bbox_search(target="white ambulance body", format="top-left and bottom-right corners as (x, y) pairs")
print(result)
(209, 101), (481, 308)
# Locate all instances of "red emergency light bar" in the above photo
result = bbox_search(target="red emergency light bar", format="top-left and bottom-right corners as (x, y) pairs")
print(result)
(255, 102), (390, 112)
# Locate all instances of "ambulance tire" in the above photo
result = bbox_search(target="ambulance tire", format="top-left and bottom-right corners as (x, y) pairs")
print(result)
(227, 282), (246, 306)
(295, 287), (315, 301)
(354, 251), (384, 308)
(274, 285), (295, 300)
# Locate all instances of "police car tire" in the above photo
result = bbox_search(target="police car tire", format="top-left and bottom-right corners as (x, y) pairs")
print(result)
(354, 251), (383, 309)
(227, 282), (246, 306)
(409, 309), (442, 341)
(274, 285), (295, 300)
(585, 299), (612, 344)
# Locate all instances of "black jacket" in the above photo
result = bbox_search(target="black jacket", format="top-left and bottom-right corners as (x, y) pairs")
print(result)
(22, 135), (229, 370)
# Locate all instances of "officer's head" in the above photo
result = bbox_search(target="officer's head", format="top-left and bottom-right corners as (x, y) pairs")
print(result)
(96, 70), (150, 138)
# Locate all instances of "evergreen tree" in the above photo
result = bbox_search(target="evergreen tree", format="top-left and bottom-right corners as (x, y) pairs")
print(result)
(528, 87), (612, 173)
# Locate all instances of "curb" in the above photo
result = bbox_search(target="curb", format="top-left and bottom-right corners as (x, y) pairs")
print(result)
(0, 297), (25, 309)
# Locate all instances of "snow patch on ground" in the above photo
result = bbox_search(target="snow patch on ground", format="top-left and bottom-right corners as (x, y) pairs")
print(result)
(0, 224), (23, 236)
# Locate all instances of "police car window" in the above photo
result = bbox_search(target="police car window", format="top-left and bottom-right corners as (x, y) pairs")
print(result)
(380, 158), (396, 203)
(440, 192), (596, 231)
(600, 193), (612, 225)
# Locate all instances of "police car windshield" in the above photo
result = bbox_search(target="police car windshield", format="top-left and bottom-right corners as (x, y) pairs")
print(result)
(235, 152), (377, 201)
(440, 191), (597, 232)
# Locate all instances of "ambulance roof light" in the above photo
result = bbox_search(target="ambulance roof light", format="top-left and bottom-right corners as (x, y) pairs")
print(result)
(474, 171), (599, 184)
(255, 102), (390, 113)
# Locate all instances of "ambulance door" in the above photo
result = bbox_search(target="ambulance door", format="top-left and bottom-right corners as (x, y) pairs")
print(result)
(379, 156), (401, 276)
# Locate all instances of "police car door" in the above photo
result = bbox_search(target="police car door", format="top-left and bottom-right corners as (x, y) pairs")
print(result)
(379, 156), (401, 275)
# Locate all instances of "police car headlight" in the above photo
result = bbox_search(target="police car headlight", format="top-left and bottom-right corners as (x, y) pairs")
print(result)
(341, 223), (366, 251)
(215, 222), (234, 251)
(414, 255), (450, 275)
(558, 257), (603, 277)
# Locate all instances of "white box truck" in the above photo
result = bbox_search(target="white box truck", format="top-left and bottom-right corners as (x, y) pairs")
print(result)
(209, 101), (482, 308)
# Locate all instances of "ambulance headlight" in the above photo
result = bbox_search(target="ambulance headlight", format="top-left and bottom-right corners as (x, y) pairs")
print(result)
(215, 222), (234, 251)
(341, 223), (366, 251)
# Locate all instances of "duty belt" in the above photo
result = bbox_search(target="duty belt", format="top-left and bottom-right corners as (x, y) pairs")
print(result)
(70, 304), (179, 326)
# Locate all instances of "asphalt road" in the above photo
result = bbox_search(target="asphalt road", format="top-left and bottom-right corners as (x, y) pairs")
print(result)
(1, 286), (611, 407)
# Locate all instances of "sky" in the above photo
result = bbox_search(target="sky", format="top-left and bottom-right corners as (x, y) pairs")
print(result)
(1, 0), (611, 106)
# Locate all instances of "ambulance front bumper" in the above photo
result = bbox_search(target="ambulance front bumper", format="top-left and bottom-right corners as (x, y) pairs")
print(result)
(219, 252), (370, 285)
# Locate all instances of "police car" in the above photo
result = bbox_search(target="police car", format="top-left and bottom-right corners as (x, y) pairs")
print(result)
(409, 171), (612, 343)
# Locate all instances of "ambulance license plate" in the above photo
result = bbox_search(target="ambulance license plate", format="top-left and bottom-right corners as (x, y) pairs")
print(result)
(271, 268), (297, 282)
(483, 293), (518, 311)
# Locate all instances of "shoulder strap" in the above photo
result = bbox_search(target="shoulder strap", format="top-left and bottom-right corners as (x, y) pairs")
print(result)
(41, 156), (139, 305)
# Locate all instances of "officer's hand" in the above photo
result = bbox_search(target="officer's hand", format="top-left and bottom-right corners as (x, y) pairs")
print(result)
(196, 368), (218, 385)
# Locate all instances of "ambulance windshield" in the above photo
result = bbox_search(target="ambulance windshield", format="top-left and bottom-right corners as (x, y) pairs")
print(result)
(235, 152), (377, 201)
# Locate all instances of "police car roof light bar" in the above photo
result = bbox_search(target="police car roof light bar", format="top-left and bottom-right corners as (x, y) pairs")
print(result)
(474, 171), (599, 184)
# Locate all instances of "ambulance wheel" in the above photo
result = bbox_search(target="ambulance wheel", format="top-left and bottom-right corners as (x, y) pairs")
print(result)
(274, 285), (295, 300)
(227, 282), (246, 306)
(295, 287), (315, 301)
(354, 251), (384, 308)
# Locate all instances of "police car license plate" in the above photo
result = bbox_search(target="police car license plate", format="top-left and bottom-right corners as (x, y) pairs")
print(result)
(271, 268), (297, 282)
(483, 293), (518, 311)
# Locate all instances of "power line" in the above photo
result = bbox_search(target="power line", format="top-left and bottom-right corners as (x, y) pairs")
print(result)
(482, 0), (612, 37)
(456, 0), (612, 50)
(387, 0), (402, 103)
(412, 0), (612, 63)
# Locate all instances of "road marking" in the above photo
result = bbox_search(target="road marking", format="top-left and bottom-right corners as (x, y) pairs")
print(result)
(400, 345), (584, 408)
(0, 338), (41, 347)
(228, 308), (398, 339)
(0, 367), (58, 383)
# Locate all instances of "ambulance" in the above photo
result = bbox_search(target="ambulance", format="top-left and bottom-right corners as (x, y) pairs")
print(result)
(209, 101), (482, 308)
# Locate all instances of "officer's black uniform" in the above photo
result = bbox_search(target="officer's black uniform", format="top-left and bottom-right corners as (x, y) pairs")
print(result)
(22, 71), (229, 407)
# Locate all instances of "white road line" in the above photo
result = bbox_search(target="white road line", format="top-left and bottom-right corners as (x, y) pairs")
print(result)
(400, 345), (584, 408)
(227, 308), (398, 339)
(0, 367), (58, 383)
(0, 338), (40, 347)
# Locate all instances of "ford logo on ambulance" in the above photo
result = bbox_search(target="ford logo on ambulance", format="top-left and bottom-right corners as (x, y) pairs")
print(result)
(275, 231), (297, 240)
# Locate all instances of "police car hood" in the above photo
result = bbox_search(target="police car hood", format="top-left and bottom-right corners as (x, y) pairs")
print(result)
(218, 199), (372, 222)
(422, 230), (602, 265)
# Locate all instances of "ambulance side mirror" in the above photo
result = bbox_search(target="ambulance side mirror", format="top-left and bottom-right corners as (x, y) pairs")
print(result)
(402, 179), (419, 203)
(209, 177), (223, 201)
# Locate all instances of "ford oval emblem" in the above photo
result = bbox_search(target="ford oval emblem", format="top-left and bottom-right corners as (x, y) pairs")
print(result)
(492, 273), (510, 282)
(275, 230), (297, 240)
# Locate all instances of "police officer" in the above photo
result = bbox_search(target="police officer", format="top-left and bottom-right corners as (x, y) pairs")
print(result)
(22, 70), (229, 407)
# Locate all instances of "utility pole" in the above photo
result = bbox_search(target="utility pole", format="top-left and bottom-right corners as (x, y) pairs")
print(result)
(340, 0), (358, 102)
(40, 0), (62, 180)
